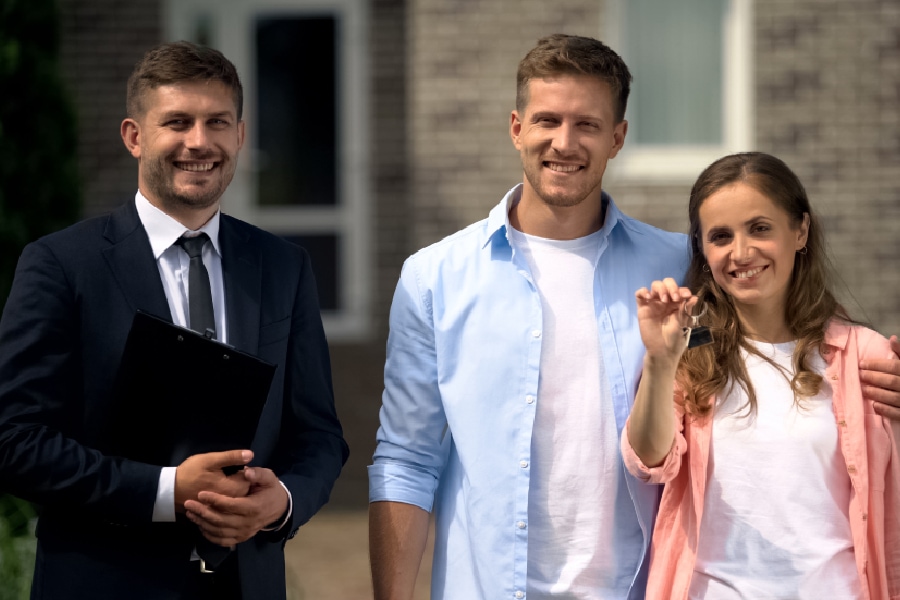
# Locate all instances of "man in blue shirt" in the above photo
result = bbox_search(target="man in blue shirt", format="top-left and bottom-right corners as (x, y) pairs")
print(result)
(368, 34), (900, 600)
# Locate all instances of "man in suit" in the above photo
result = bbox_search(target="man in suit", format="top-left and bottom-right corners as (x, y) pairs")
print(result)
(0, 41), (348, 599)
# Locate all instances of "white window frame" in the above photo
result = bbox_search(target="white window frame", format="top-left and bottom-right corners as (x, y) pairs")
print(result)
(164, 0), (371, 341)
(604, 0), (754, 182)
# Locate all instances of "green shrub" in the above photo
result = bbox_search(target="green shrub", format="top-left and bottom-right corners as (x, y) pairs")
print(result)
(0, 0), (80, 595)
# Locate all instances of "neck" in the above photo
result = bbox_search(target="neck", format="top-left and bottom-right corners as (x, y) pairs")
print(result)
(142, 192), (219, 231)
(172, 208), (217, 231)
(509, 187), (606, 240)
(736, 307), (793, 343)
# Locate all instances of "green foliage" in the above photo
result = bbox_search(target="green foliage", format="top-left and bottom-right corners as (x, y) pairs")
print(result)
(0, 0), (80, 595)
(0, 0), (80, 309)
(0, 496), (36, 600)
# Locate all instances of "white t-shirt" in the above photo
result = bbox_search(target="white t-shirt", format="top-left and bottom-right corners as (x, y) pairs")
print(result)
(511, 228), (642, 599)
(690, 340), (862, 599)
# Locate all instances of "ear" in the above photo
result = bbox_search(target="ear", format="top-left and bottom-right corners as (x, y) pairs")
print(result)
(510, 110), (523, 150)
(236, 120), (246, 151)
(121, 118), (141, 159)
(608, 119), (628, 159)
(796, 212), (810, 250)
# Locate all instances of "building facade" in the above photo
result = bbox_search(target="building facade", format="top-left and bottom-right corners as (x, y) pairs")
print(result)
(57, 0), (900, 506)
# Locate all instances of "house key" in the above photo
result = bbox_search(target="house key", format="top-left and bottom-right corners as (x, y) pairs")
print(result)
(683, 302), (713, 348)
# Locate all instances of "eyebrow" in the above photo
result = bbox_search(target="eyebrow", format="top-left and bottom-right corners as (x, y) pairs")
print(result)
(705, 215), (774, 231)
(530, 111), (603, 122)
(158, 110), (235, 121)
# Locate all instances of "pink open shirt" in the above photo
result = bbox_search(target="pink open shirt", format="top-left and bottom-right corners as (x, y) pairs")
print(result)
(622, 322), (900, 600)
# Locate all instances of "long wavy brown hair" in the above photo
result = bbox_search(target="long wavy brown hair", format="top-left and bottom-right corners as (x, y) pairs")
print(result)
(677, 152), (856, 417)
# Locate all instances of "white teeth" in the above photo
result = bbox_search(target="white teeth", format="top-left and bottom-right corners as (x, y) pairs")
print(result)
(546, 163), (580, 173)
(177, 162), (215, 172)
(734, 267), (764, 279)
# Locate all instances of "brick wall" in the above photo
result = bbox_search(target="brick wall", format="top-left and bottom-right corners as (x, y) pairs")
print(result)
(58, 0), (162, 217)
(753, 0), (900, 334)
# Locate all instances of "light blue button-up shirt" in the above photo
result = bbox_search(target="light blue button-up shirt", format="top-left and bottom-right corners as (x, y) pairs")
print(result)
(369, 184), (691, 599)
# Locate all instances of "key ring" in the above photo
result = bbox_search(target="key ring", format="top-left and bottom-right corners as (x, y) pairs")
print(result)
(682, 301), (713, 348)
(683, 301), (708, 329)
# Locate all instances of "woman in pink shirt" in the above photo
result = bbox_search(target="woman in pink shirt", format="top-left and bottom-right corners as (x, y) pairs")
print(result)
(623, 152), (900, 599)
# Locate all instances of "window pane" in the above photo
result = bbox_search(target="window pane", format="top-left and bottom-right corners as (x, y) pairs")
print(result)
(282, 234), (339, 311)
(256, 16), (338, 206)
(624, 0), (724, 145)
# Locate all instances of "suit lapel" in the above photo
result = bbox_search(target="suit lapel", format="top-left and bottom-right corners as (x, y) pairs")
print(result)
(220, 216), (261, 354)
(101, 200), (171, 319)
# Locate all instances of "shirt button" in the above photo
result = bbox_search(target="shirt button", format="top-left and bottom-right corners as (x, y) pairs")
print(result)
(847, 465), (857, 474)
(520, 460), (529, 468)
(838, 420), (847, 427)
(525, 395), (535, 404)
(532, 330), (541, 339)
(516, 521), (527, 529)
(515, 592), (525, 599)
(862, 512), (868, 521)
(831, 375), (838, 380)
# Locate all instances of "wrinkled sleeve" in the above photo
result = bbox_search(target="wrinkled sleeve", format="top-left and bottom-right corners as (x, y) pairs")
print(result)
(621, 386), (688, 485)
(368, 257), (449, 512)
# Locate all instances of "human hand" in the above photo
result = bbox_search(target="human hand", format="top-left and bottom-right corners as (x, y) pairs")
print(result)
(183, 466), (289, 547)
(174, 450), (254, 512)
(635, 278), (695, 364)
(860, 335), (900, 420)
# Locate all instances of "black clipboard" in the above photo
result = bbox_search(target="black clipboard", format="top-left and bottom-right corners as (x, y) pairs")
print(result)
(105, 311), (276, 467)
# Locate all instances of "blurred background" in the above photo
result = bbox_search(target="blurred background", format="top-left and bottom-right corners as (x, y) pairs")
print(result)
(2, 0), (899, 597)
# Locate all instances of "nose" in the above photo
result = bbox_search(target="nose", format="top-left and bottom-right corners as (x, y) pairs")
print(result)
(732, 234), (753, 263)
(184, 123), (210, 149)
(550, 123), (578, 155)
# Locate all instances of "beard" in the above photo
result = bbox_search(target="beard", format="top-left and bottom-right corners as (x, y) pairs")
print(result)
(521, 158), (603, 209)
(141, 151), (236, 213)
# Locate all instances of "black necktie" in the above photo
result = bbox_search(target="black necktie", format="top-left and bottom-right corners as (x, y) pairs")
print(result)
(175, 233), (216, 339)
(176, 233), (229, 570)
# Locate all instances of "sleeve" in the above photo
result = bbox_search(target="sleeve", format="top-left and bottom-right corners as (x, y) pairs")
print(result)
(269, 246), (349, 537)
(367, 257), (449, 512)
(0, 240), (161, 523)
(854, 327), (900, 594)
(621, 386), (689, 485)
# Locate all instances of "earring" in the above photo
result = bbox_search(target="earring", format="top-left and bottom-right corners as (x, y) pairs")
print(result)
(797, 247), (808, 255)
(702, 264), (710, 272)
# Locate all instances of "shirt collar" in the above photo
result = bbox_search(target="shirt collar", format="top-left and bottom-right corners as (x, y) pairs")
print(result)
(484, 183), (621, 248)
(134, 190), (222, 259)
(824, 320), (851, 350)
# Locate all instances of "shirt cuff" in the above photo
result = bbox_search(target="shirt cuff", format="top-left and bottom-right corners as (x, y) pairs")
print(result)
(261, 479), (292, 532)
(152, 466), (177, 522)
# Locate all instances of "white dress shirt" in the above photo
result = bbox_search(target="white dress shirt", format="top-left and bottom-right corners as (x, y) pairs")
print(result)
(134, 191), (227, 522)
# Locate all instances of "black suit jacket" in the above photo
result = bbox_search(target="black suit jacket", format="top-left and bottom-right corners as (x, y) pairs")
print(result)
(0, 200), (348, 599)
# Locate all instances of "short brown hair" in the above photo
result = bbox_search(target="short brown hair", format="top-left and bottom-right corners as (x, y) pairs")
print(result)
(126, 41), (243, 119)
(516, 34), (632, 122)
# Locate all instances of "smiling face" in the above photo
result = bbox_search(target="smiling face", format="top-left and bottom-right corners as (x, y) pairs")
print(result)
(699, 182), (809, 323)
(121, 80), (245, 227)
(509, 74), (626, 233)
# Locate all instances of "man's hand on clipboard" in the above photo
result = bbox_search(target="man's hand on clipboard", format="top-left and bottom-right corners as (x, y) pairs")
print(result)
(174, 449), (254, 512)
